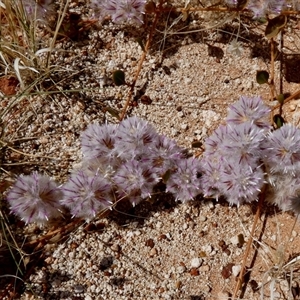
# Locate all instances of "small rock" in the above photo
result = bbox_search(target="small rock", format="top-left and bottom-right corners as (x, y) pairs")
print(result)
(199, 215), (207, 222)
(158, 234), (167, 241)
(221, 263), (234, 279)
(199, 265), (210, 272)
(44, 257), (53, 264)
(182, 223), (188, 230)
(177, 265), (186, 274)
(39, 137), (48, 144)
(175, 281), (182, 289)
(145, 239), (155, 248)
(111, 243), (121, 252)
(149, 247), (157, 257)
(190, 268), (199, 276)
(73, 284), (84, 293)
(202, 244), (213, 255)
(202, 285), (211, 293)
(156, 222), (162, 229)
(230, 233), (244, 247)
(217, 291), (230, 300)
(224, 248), (231, 256)
(207, 201), (214, 209)
(232, 265), (241, 277)
(184, 77), (192, 84)
(190, 257), (202, 268)
(180, 123), (188, 131)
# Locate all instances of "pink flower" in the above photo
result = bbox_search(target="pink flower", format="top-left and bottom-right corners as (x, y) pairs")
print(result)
(21, 0), (55, 23)
(90, 0), (146, 25)
(6, 172), (63, 225)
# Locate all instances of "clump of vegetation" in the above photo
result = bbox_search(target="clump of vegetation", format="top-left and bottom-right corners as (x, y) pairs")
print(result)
(1, 0), (300, 299)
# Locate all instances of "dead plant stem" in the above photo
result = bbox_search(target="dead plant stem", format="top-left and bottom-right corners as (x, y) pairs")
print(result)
(269, 38), (275, 101)
(120, 1), (163, 120)
(232, 189), (265, 299)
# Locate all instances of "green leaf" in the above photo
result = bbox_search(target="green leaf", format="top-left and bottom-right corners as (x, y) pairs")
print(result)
(265, 15), (287, 39)
(162, 169), (171, 184)
(136, 37), (146, 52)
(256, 70), (269, 84)
(112, 70), (126, 86)
(276, 94), (285, 104)
(103, 106), (120, 120)
(273, 114), (285, 129)
(237, 234), (245, 248)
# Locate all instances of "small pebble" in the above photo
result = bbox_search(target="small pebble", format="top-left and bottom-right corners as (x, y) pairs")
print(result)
(73, 284), (84, 293)
(232, 265), (241, 277)
(221, 263), (234, 279)
(175, 281), (182, 289)
(184, 77), (192, 84)
(199, 215), (207, 222)
(217, 291), (230, 300)
(190, 257), (202, 268)
(177, 265), (186, 274)
(145, 239), (155, 248)
(190, 268), (199, 276)
(199, 265), (210, 272)
(149, 247), (157, 257)
(180, 123), (188, 130)
(111, 243), (121, 252)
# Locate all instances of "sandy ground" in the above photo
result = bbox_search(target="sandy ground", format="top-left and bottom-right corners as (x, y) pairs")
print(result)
(1, 1), (300, 299)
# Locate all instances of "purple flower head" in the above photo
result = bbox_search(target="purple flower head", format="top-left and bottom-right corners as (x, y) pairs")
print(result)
(289, 194), (300, 215)
(261, 124), (300, 175)
(203, 125), (229, 157)
(146, 135), (185, 176)
(6, 172), (63, 225)
(218, 158), (265, 206)
(114, 116), (159, 160)
(81, 123), (117, 160)
(21, 0), (55, 23)
(223, 123), (265, 165)
(166, 157), (202, 202)
(113, 159), (159, 206)
(90, 0), (146, 25)
(61, 170), (112, 220)
(224, 0), (239, 7)
(200, 154), (223, 200)
(266, 172), (300, 211)
(226, 96), (271, 129)
(246, 0), (286, 18)
(82, 156), (120, 183)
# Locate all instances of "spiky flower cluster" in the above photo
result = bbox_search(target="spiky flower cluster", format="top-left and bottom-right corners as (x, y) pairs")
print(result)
(90, 0), (146, 25)
(262, 124), (300, 211)
(20, 0), (55, 23)
(6, 97), (300, 224)
(6, 116), (202, 224)
(79, 116), (202, 206)
(6, 172), (62, 225)
(225, 0), (287, 17)
(201, 95), (300, 213)
(201, 96), (271, 206)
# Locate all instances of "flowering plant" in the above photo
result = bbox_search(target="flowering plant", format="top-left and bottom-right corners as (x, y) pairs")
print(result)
(6, 96), (300, 224)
